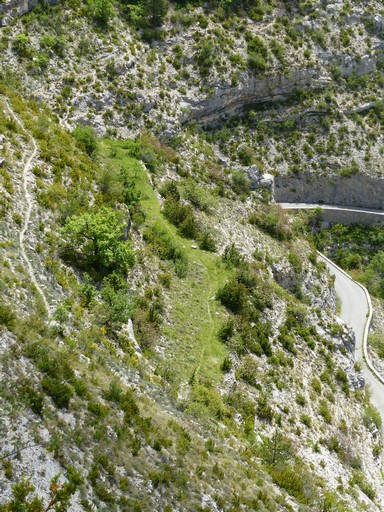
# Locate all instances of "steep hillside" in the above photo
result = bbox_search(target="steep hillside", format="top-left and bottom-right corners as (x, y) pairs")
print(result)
(0, 1), (384, 511)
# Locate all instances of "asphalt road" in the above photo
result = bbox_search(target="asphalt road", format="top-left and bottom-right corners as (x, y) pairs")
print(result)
(320, 256), (384, 420)
(280, 203), (384, 216)
(279, 201), (384, 418)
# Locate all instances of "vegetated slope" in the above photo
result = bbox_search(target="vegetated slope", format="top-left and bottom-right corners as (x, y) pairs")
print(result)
(0, 0), (383, 184)
(0, 80), (383, 512)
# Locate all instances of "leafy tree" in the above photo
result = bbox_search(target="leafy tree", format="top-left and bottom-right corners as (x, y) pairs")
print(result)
(62, 207), (135, 273)
(72, 125), (98, 156)
(89, 0), (115, 24)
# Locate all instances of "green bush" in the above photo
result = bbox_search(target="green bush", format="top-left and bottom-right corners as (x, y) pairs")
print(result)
(19, 384), (44, 416)
(198, 231), (217, 252)
(39, 34), (66, 57)
(319, 400), (332, 424)
(12, 34), (32, 57)
(256, 394), (274, 422)
(236, 355), (259, 386)
(249, 205), (292, 241)
(220, 356), (233, 373)
(222, 243), (244, 268)
(162, 197), (199, 239)
(194, 40), (214, 76)
(217, 318), (234, 342)
(0, 303), (15, 330)
(62, 207), (135, 274)
(89, 0), (115, 25)
(232, 170), (251, 194)
(73, 125), (98, 156)
(144, 224), (188, 276)
(41, 376), (73, 408)
(362, 405), (382, 430)
(216, 279), (247, 314)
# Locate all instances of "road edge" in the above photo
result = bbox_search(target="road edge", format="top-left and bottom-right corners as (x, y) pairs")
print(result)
(318, 251), (384, 386)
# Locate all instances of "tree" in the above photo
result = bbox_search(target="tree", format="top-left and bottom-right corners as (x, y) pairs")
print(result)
(259, 429), (293, 466)
(72, 125), (98, 156)
(130, 0), (168, 28)
(141, 0), (168, 27)
(62, 207), (135, 273)
(89, 0), (115, 25)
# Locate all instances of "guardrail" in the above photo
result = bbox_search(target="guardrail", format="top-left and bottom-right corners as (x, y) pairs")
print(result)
(318, 251), (384, 386)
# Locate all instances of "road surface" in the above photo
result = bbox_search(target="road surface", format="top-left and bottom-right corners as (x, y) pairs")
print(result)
(321, 256), (384, 420)
(280, 199), (384, 419)
(280, 202), (384, 217)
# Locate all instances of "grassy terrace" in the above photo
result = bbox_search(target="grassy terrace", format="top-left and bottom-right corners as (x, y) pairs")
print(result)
(101, 138), (231, 383)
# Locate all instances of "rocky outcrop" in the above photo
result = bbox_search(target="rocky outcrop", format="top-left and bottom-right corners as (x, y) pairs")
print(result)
(185, 68), (330, 126)
(247, 165), (275, 195)
(0, 0), (59, 26)
(184, 44), (383, 127)
(275, 172), (384, 210)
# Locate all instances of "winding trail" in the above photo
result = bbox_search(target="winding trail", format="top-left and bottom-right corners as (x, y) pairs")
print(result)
(281, 202), (384, 420)
(2, 99), (50, 315)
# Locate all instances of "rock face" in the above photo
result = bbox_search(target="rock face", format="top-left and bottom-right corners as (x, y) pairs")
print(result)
(185, 44), (383, 127)
(185, 68), (329, 126)
(247, 165), (275, 195)
(275, 172), (384, 210)
(0, 0), (59, 25)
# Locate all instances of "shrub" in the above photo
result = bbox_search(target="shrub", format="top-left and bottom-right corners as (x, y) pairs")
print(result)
(179, 212), (198, 238)
(220, 356), (233, 373)
(335, 367), (348, 385)
(217, 318), (234, 342)
(216, 279), (247, 313)
(159, 180), (180, 201)
(89, 0), (115, 25)
(194, 40), (214, 76)
(362, 405), (382, 430)
(236, 355), (259, 386)
(182, 180), (214, 213)
(12, 34), (31, 57)
(198, 231), (217, 252)
(87, 402), (108, 418)
(256, 394), (274, 422)
(73, 125), (98, 156)
(41, 376), (73, 408)
(162, 197), (199, 239)
(0, 304), (15, 330)
(319, 400), (332, 424)
(300, 414), (311, 428)
(296, 394), (306, 407)
(222, 243), (244, 268)
(249, 205), (292, 241)
(248, 52), (267, 72)
(19, 384), (44, 416)
(311, 377), (322, 395)
(158, 273), (172, 288)
(232, 170), (251, 194)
